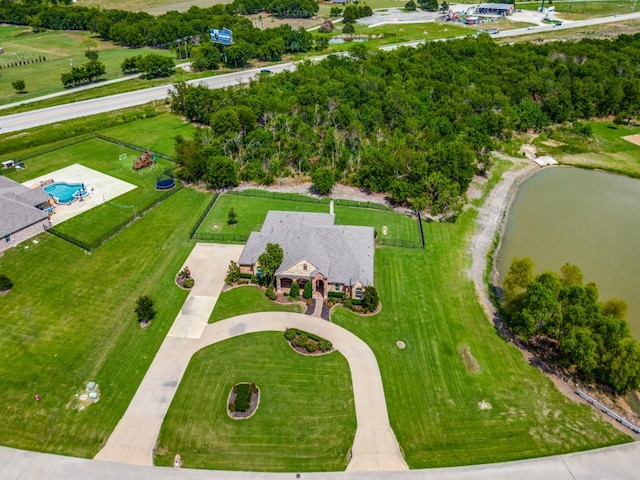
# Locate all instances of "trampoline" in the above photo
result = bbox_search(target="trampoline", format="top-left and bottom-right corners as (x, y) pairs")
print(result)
(156, 177), (175, 190)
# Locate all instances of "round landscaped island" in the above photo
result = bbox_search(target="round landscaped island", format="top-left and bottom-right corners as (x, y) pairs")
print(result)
(227, 382), (260, 419)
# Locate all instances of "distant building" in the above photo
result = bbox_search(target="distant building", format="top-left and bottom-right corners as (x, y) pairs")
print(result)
(465, 16), (480, 25)
(477, 3), (514, 16)
(238, 209), (374, 300)
(0, 176), (51, 252)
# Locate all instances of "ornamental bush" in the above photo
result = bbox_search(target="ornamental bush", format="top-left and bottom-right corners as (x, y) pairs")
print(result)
(289, 281), (300, 299)
(234, 383), (251, 412)
(303, 281), (313, 300)
(265, 285), (277, 300)
(0, 274), (13, 291)
(182, 278), (195, 289)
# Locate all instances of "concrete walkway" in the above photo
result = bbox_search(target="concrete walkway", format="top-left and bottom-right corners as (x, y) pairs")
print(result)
(94, 243), (244, 465)
(94, 242), (406, 471)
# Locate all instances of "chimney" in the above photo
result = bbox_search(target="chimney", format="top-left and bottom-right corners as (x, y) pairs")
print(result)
(330, 200), (334, 216)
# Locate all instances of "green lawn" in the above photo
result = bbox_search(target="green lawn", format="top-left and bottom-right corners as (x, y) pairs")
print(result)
(535, 121), (640, 176)
(101, 113), (197, 157)
(0, 26), (174, 105)
(331, 210), (631, 468)
(519, 0), (637, 18)
(5, 137), (177, 245)
(0, 188), (211, 457)
(209, 286), (304, 323)
(154, 332), (356, 472)
(199, 190), (420, 243)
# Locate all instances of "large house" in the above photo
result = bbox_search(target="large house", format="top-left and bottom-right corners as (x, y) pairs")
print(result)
(238, 208), (374, 300)
(0, 176), (51, 253)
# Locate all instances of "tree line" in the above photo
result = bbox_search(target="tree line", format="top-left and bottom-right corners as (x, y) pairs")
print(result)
(169, 34), (640, 214)
(503, 258), (640, 394)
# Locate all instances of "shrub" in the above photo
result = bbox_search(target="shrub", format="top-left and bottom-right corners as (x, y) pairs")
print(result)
(362, 286), (379, 312)
(284, 328), (297, 341)
(265, 286), (277, 300)
(344, 298), (353, 310)
(234, 383), (251, 412)
(305, 341), (319, 353)
(239, 273), (253, 279)
(182, 278), (195, 288)
(303, 281), (313, 300)
(351, 298), (363, 306)
(328, 291), (345, 299)
(289, 281), (300, 299)
(0, 274), (13, 292)
(225, 260), (241, 284)
(319, 340), (332, 352)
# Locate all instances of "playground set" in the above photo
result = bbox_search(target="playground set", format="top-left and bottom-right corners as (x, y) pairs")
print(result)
(133, 150), (156, 170)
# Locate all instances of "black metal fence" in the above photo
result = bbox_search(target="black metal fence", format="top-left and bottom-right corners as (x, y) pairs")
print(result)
(376, 237), (423, 249)
(189, 192), (219, 239)
(49, 184), (182, 251)
(95, 133), (176, 162)
(226, 189), (390, 211)
(191, 232), (250, 244)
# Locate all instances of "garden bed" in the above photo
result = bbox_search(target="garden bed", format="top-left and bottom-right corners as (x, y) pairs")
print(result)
(284, 328), (333, 355)
(227, 382), (260, 419)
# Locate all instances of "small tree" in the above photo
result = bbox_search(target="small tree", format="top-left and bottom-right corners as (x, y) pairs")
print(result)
(0, 274), (13, 292)
(225, 260), (241, 285)
(135, 295), (156, 324)
(258, 243), (284, 286)
(265, 285), (277, 300)
(311, 167), (335, 196)
(289, 281), (300, 299)
(362, 286), (379, 312)
(342, 22), (355, 34)
(11, 80), (26, 94)
(405, 0), (417, 11)
(330, 6), (343, 16)
(227, 207), (238, 225)
(303, 281), (313, 300)
(85, 50), (99, 61)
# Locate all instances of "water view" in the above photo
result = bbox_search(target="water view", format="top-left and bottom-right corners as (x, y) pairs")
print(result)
(497, 167), (640, 341)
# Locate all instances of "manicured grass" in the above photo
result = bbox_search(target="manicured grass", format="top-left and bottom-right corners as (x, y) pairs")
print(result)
(536, 121), (640, 176)
(5, 137), (177, 245)
(0, 188), (211, 457)
(101, 113), (197, 157)
(331, 209), (631, 468)
(154, 332), (356, 472)
(0, 27), (174, 105)
(209, 286), (304, 323)
(199, 191), (420, 243)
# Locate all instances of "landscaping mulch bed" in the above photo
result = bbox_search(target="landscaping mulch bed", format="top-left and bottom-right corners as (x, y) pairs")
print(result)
(227, 383), (260, 420)
(305, 299), (315, 315)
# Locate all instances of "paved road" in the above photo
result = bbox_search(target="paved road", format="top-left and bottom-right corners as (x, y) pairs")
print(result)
(2, 13), (639, 133)
(95, 242), (407, 471)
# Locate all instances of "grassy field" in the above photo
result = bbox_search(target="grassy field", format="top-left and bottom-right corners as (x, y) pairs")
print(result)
(101, 113), (197, 157)
(154, 332), (356, 471)
(0, 26), (174, 105)
(199, 190), (420, 243)
(209, 286), (304, 323)
(0, 187), (211, 457)
(331, 210), (631, 468)
(5, 137), (178, 245)
(519, 0), (638, 18)
(535, 121), (640, 176)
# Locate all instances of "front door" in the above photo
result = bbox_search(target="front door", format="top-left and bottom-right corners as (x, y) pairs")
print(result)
(316, 279), (325, 296)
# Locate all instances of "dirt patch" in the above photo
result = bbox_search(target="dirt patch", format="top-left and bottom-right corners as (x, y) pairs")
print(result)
(458, 344), (480, 373)
(245, 13), (324, 30)
(621, 133), (640, 147)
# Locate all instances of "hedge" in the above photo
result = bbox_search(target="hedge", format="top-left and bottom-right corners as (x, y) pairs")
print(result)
(328, 291), (345, 299)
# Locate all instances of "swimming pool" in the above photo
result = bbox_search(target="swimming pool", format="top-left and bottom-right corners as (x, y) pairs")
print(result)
(44, 182), (88, 204)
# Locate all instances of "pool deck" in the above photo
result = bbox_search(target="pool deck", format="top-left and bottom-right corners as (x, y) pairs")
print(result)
(22, 164), (136, 225)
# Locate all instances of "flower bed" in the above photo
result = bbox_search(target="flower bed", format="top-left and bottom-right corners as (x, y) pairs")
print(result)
(284, 328), (333, 354)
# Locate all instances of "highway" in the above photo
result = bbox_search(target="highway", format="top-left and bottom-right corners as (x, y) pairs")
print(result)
(1, 12), (639, 133)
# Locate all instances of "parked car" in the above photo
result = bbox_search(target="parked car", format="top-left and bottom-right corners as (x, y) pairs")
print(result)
(488, 28), (499, 34)
(527, 26), (535, 30)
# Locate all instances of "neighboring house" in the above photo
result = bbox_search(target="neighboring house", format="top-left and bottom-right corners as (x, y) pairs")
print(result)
(238, 208), (374, 299)
(0, 176), (51, 253)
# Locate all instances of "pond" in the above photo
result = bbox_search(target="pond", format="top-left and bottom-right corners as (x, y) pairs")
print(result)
(328, 37), (369, 45)
(497, 167), (640, 342)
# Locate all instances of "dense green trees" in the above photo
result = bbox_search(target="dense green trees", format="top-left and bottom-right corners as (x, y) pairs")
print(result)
(258, 243), (284, 286)
(503, 259), (640, 394)
(167, 34), (640, 214)
(61, 59), (106, 87)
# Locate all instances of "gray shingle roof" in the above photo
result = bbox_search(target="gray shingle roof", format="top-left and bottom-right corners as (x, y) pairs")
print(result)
(238, 211), (374, 286)
(0, 176), (50, 238)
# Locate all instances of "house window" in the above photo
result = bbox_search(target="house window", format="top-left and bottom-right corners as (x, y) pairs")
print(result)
(334, 283), (341, 291)
(355, 288), (363, 299)
(4, 235), (10, 243)
(303, 263), (307, 271)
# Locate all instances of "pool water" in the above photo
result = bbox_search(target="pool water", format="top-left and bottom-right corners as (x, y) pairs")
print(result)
(44, 182), (88, 204)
